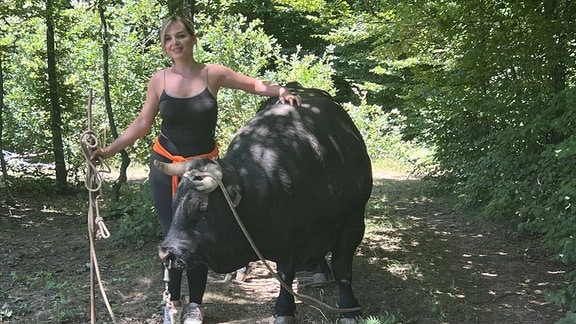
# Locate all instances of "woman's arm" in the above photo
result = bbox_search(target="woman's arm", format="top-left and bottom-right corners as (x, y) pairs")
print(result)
(209, 64), (301, 106)
(91, 72), (162, 160)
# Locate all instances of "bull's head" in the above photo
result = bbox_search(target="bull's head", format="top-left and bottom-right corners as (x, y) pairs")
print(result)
(155, 158), (244, 272)
(154, 158), (223, 191)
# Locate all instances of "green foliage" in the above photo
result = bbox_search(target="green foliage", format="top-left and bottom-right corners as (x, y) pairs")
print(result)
(557, 311), (576, 324)
(343, 90), (408, 162)
(3, 15), (52, 155)
(3, 269), (81, 321)
(105, 179), (160, 247)
(1, 0), (346, 171)
(67, 0), (167, 165)
(360, 314), (399, 324)
(50, 292), (81, 322)
(229, 0), (342, 53)
(0, 303), (13, 321)
(194, 12), (281, 145)
(194, 6), (340, 147)
(5, 0), (576, 317)
(5, 175), (59, 197)
(374, 1), (576, 316)
(548, 269), (576, 319)
(273, 45), (336, 92)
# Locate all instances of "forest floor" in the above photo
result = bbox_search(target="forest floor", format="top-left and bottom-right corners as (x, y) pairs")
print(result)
(0, 167), (569, 323)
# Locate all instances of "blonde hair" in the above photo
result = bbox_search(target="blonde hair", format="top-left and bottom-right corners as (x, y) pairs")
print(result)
(160, 15), (196, 55)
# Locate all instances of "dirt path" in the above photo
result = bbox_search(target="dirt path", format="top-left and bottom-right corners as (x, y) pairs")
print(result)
(0, 171), (567, 323)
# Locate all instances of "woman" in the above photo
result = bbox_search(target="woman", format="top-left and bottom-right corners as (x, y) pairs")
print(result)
(92, 14), (300, 324)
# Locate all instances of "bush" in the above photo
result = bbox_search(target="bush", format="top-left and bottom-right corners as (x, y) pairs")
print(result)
(343, 87), (421, 166)
(104, 179), (160, 247)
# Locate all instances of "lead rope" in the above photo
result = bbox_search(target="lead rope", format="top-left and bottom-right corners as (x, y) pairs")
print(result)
(189, 171), (361, 314)
(80, 89), (117, 324)
(162, 261), (178, 323)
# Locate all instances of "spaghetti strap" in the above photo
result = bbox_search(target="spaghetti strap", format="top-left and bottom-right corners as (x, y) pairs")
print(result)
(163, 69), (167, 91)
(204, 65), (216, 97)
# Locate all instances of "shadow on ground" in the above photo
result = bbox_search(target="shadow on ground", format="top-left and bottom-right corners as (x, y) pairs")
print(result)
(0, 172), (567, 323)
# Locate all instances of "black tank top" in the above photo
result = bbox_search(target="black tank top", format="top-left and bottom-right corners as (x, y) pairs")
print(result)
(158, 69), (218, 157)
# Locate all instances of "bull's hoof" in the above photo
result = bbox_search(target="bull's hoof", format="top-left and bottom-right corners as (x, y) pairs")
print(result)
(273, 315), (296, 324)
(336, 316), (361, 324)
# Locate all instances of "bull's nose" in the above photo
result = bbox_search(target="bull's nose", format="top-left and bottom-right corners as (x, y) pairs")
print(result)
(158, 246), (174, 264)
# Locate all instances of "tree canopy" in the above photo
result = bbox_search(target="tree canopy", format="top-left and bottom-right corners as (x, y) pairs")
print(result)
(2, 0), (576, 318)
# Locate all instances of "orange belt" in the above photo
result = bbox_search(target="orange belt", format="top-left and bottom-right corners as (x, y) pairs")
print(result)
(152, 136), (219, 196)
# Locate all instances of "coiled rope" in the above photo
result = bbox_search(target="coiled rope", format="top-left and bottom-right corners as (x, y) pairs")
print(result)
(80, 89), (116, 324)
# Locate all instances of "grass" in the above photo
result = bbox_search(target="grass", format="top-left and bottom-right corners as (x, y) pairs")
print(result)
(1, 155), (566, 323)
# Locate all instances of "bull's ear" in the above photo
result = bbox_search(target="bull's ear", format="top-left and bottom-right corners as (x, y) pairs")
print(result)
(227, 184), (242, 207)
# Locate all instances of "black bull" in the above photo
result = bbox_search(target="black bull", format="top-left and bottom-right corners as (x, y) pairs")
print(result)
(155, 85), (373, 322)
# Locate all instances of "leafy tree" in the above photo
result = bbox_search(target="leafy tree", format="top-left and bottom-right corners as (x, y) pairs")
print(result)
(164, 0), (195, 17)
(45, 0), (67, 188)
(3, 10), (50, 160)
(96, 0), (131, 201)
(370, 0), (576, 316)
(0, 11), (8, 183)
(0, 40), (12, 205)
(63, 0), (166, 167)
(0, 0), (27, 202)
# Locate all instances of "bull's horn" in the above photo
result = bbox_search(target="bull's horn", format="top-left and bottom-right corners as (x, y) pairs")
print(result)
(153, 159), (195, 177)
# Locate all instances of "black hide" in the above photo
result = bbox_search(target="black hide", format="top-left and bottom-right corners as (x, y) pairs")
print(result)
(159, 84), (373, 274)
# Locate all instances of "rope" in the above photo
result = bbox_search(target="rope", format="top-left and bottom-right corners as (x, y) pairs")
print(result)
(81, 131), (112, 239)
(186, 170), (361, 314)
(162, 261), (178, 323)
(80, 91), (117, 323)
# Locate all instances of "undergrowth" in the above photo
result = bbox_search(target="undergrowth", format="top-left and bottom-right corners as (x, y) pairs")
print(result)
(102, 179), (160, 247)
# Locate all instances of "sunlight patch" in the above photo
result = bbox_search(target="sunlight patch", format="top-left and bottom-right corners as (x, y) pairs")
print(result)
(387, 262), (422, 281)
(481, 272), (498, 277)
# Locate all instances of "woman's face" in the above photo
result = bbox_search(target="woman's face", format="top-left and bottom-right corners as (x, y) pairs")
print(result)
(163, 21), (196, 60)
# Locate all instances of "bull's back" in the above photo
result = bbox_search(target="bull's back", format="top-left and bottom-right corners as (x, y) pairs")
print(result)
(230, 87), (371, 197)
(226, 86), (372, 267)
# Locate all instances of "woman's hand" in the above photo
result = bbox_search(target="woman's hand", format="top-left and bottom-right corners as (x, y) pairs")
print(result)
(90, 147), (111, 161)
(279, 90), (302, 106)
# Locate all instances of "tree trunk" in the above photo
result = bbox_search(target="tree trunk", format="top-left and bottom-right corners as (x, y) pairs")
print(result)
(0, 52), (8, 180)
(98, 0), (130, 201)
(542, 0), (570, 145)
(543, 0), (566, 94)
(46, 0), (68, 189)
(167, 0), (195, 19)
(0, 49), (14, 206)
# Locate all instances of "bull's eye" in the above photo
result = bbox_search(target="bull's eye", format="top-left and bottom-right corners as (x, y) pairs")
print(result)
(199, 202), (208, 211)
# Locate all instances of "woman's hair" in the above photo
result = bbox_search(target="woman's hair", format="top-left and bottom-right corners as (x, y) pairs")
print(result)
(160, 15), (196, 55)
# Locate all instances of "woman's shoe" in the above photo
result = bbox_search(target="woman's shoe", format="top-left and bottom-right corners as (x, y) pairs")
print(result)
(182, 302), (204, 324)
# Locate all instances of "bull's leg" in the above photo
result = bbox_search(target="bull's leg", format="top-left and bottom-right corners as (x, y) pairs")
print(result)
(306, 257), (332, 286)
(331, 209), (365, 320)
(273, 264), (296, 324)
(331, 253), (361, 319)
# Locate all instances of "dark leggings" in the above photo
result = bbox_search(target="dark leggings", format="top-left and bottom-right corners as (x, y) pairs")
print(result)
(150, 151), (208, 304)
